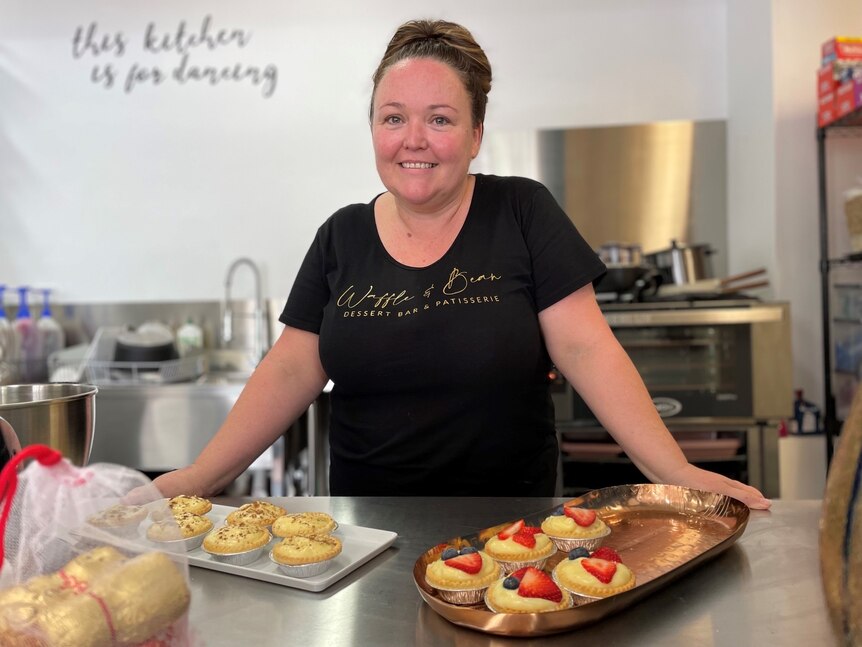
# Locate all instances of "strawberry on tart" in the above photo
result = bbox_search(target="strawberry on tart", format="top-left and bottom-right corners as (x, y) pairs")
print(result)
(540, 505), (611, 552)
(552, 546), (636, 601)
(484, 566), (573, 613)
(425, 545), (502, 605)
(482, 519), (556, 574)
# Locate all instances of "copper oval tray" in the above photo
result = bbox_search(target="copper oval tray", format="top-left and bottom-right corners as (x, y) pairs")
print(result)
(413, 484), (749, 637)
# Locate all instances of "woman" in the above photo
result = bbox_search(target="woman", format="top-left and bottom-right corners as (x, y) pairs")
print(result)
(154, 19), (770, 507)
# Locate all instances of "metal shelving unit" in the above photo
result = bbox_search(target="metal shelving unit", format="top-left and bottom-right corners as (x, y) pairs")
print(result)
(817, 106), (862, 466)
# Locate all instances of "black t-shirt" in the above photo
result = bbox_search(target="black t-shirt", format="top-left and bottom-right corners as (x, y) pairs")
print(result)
(281, 174), (606, 495)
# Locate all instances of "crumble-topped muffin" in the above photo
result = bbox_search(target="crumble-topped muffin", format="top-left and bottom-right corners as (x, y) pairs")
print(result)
(271, 534), (342, 565)
(87, 504), (148, 536)
(225, 501), (286, 528)
(272, 512), (337, 538)
(167, 495), (212, 516)
(147, 511), (213, 541)
(202, 524), (271, 554)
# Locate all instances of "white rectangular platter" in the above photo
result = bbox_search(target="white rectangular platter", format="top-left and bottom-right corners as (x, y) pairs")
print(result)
(185, 504), (398, 593)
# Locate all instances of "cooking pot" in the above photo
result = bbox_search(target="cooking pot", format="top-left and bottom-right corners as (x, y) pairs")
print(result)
(645, 240), (716, 285)
(114, 329), (178, 363)
(598, 242), (643, 265)
(0, 383), (98, 469)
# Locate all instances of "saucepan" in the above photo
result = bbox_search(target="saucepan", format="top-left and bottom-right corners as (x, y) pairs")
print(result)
(0, 383), (98, 470)
(644, 240), (716, 285)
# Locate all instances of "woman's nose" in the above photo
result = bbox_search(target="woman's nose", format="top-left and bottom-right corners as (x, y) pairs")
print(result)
(403, 122), (427, 149)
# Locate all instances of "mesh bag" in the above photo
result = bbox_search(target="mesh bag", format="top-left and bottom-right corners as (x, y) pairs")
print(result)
(0, 445), (197, 647)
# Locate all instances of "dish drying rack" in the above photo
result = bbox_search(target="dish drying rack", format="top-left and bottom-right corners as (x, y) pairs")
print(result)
(48, 326), (208, 385)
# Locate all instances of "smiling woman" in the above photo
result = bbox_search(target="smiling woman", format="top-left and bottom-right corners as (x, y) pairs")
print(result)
(151, 18), (771, 507)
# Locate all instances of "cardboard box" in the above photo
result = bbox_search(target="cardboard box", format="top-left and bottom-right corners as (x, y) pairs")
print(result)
(822, 36), (862, 62)
(819, 64), (838, 97)
(818, 91), (836, 128)
(835, 80), (860, 119)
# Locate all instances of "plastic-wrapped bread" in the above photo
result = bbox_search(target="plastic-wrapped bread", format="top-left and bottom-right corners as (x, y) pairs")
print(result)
(0, 549), (190, 647)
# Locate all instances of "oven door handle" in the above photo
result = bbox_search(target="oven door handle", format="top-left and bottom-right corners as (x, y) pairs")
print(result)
(603, 305), (786, 327)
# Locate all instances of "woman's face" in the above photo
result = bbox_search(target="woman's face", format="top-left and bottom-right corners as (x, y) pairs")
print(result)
(371, 57), (482, 213)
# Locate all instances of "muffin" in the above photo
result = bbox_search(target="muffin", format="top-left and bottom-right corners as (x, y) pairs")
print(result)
(225, 501), (286, 528)
(272, 512), (337, 538)
(552, 546), (636, 600)
(484, 566), (573, 613)
(202, 524), (272, 566)
(424, 546), (502, 605)
(87, 504), (148, 538)
(540, 505), (610, 552)
(147, 511), (214, 550)
(483, 519), (556, 573)
(270, 533), (343, 578)
(166, 494), (212, 516)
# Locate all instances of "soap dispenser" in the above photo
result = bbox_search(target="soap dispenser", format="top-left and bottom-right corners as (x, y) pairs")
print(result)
(13, 286), (41, 382)
(37, 289), (65, 373)
(0, 285), (18, 383)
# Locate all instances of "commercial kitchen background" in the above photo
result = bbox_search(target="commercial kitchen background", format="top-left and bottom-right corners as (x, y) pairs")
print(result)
(1, 0), (861, 419)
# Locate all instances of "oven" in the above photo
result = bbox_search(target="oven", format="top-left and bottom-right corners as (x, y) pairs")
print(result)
(552, 300), (792, 498)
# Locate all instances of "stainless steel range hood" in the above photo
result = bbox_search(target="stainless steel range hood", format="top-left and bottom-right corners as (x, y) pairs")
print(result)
(473, 120), (728, 277)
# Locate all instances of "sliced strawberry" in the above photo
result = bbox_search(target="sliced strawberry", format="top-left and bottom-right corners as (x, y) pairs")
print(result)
(563, 506), (597, 527)
(581, 558), (617, 583)
(591, 547), (622, 563)
(497, 519), (525, 540)
(510, 567), (530, 580)
(517, 567), (563, 603)
(519, 526), (543, 535)
(511, 530), (536, 548)
(444, 552), (482, 575)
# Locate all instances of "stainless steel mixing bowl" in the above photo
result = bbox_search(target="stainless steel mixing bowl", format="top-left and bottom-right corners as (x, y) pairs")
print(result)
(0, 383), (98, 469)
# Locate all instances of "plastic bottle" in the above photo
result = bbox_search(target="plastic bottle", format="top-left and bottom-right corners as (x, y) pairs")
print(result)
(37, 289), (66, 378)
(13, 287), (41, 383)
(176, 317), (204, 357)
(790, 389), (822, 434)
(0, 285), (18, 383)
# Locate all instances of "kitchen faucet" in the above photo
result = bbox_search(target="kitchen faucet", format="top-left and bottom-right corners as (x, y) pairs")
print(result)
(223, 257), (265, 365)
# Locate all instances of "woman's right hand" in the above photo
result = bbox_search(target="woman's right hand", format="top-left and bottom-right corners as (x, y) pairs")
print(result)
(150, 465), (206, 499)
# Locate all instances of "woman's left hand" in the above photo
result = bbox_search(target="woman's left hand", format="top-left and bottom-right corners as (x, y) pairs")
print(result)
(665, 463), (772, 510)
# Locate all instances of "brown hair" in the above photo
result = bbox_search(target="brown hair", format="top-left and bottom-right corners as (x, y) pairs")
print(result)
(369, 19), (492, 127)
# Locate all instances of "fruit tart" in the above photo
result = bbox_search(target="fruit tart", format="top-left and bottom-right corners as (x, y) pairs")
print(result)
(540, 505), (610, 552)
(483, 519), (556, 573)
(484, 566), (573, 613)
(425, 545), (502, 605)
(552, 546), (636, 600)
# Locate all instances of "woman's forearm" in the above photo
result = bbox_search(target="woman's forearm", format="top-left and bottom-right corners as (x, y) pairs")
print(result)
(153, 327), (327, 498)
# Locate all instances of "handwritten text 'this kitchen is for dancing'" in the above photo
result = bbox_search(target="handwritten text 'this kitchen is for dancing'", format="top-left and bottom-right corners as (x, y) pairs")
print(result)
(71, 15), (278, 98)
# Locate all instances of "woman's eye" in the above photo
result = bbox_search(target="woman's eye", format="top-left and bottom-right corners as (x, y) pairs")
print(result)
(383, 115), (402, 125)
(432, 116), (450, 126)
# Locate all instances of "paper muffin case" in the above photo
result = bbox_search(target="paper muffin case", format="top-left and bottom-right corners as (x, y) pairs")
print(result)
(202, 542), (269, 566)
(425, 577), (490, 605)
(493, 555), (552, 575)
(148, 532), (206, 552)
(483, 586), (574, 614)
(544, 526), (611, 553)
(270, 552), (336, 578)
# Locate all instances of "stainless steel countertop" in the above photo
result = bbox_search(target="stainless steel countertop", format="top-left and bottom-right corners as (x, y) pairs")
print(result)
(189, 497), (834, 646)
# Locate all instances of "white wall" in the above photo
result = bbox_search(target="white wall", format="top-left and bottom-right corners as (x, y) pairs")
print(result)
(727, 0), (862, 408)
(0, 0), (727, 302)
